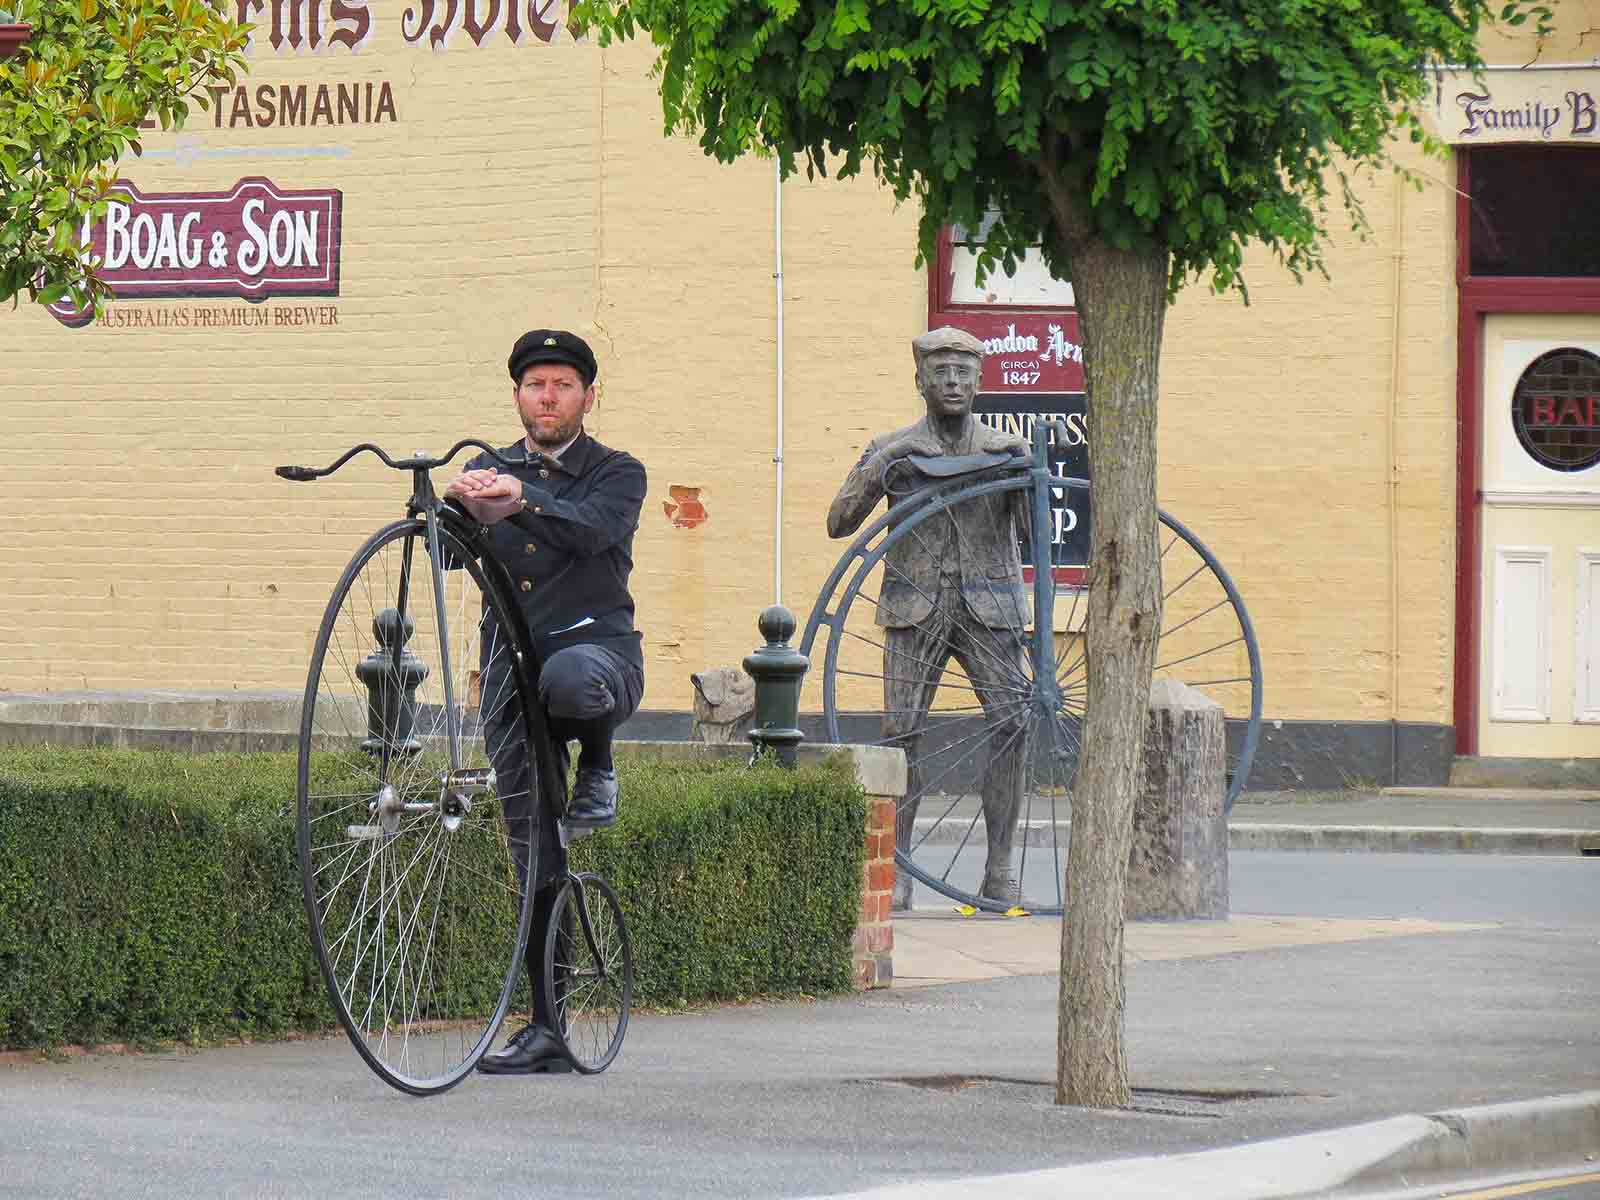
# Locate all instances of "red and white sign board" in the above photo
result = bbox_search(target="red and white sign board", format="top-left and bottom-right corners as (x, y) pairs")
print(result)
(49, 177), (343, 327)
(937, 312), (1087, 395)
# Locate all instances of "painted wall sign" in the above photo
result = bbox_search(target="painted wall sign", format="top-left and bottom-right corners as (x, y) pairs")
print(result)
(49, 178), (343, 328)
(1423, 65), (1600, 144)
(1511, 346), (1600, 473)
(204, 80), (399, 128)
(224, 0), (576, 54)
(974, 393), (1090, 580)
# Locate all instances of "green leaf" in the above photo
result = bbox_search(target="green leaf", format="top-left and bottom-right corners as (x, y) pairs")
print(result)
(0, 0), (250, 309)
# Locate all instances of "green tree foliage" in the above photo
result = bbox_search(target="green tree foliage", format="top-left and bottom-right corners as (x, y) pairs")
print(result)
(0, 0), (248, 313)
(572, 0), (1542, 291)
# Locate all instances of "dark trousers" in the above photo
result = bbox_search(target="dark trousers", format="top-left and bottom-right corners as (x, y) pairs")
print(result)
(483, 642), (643, 1020)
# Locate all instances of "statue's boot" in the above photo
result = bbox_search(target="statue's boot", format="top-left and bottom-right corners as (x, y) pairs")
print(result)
(979, 866), (1019, 906)
(891, 871), (913, 912)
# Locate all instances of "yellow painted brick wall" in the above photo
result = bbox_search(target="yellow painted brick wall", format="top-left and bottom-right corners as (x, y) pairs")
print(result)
(1159, 137), (1460, 724)
(591, 37), (926, 708)
(0, 18), (605, 693)
(2, 7), (1584, 728)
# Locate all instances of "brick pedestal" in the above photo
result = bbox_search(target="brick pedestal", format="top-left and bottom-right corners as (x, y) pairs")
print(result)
(853, 795), (896, 988)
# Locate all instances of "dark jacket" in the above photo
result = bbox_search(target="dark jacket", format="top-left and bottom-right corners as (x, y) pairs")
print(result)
(466, 433), (646, 671)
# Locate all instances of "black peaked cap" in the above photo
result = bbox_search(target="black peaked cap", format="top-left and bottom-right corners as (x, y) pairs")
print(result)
(508, 329), (598, 386)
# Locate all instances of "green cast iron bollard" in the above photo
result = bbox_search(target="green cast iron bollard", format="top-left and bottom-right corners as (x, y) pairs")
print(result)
(742, 604), (809, 767)
(355, 607), (430, 757)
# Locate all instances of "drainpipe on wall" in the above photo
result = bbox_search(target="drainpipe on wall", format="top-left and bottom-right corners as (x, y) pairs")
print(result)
(1386, 174), (1406, 785)
(773, 159), (786, 606)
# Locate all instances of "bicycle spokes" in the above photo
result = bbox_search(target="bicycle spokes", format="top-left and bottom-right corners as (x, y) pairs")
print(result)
(298, 519), (539, 1095)
(803, 470), (1260, 916)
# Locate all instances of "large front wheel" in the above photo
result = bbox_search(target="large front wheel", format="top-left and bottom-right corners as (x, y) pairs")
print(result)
(296, 518), (542, 1095)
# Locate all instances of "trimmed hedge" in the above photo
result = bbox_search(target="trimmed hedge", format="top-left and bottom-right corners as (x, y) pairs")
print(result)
(0, 747), (866, 1050)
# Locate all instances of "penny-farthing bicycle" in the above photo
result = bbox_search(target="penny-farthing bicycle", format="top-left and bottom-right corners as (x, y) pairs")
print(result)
(800, 420), (1262, 916)
(278, 441), (633, 1095)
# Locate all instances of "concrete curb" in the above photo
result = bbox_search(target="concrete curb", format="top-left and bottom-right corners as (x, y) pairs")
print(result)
(1350, 1090), (1600, 1193)
(1229, 823), (1600, 856)
(911, 818), (1600, 856)
(810, 1090), (1600, 1199)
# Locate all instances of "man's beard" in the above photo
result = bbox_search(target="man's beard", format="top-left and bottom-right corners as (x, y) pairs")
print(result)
(523, 413), (581, 449)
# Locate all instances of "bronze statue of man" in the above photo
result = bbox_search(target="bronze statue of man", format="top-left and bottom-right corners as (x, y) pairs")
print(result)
(827, 326), (1030, 909)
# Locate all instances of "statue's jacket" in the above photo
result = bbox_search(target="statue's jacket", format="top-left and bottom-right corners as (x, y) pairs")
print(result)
(827, 416), (1030, 631)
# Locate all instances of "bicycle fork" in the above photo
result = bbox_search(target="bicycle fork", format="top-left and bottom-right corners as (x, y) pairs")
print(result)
(1028, 420), (1062, 715)
(566, 876), (610, 981)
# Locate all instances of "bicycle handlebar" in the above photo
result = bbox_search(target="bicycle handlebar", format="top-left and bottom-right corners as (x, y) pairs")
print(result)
(879, 414), (1075, 495)
(275, 438), (526, 482)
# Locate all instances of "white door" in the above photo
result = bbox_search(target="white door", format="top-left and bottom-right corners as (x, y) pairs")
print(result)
(1477, 315), (1600, 757)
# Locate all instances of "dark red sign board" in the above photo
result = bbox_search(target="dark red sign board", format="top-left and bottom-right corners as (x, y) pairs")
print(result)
(936, 312), (1087, 395)
(49, 177), (343, 327)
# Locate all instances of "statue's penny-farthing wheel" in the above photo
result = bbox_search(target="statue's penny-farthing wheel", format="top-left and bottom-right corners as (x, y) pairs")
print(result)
(799, 462), (1262, 916)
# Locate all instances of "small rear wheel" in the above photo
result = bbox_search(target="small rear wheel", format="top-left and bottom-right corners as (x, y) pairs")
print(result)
(542, 872), (632, 1075)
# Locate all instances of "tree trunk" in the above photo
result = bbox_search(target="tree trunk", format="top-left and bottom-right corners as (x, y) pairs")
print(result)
(1055, 234), (1168, 1108)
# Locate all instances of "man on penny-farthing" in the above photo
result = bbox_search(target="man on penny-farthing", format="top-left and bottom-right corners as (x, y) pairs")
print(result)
(444, 329), (646, 1074)
(827, 326), (1030, 910)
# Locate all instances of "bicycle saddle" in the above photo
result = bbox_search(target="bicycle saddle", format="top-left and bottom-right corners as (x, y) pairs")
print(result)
(906, 450), (1026, 477)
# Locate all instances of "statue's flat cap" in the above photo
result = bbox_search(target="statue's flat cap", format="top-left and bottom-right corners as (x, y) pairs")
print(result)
(508, 329), (598, 386)
(912, 325), (984, 366)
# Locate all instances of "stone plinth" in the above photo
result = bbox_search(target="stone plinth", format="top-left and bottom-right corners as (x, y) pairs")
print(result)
(1127, 678), (1230, 919)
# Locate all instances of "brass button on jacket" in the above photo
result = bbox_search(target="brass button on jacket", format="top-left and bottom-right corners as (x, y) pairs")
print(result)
(525, 543), (537, 554)
(520, 579), (533, 592)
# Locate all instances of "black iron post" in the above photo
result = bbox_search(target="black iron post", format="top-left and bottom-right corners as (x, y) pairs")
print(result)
(742, 604), (808, 767)
(356, 607), (430, 757)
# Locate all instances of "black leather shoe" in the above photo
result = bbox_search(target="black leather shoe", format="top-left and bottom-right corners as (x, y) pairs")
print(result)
(476, 1023), (573, 1075)
(565, 767), (618, 828)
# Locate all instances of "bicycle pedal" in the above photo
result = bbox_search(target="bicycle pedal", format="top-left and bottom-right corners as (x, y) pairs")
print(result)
(954, 904), (978, 917)
(1003, 906), (1030, 918)
(560, 823), (595, 842)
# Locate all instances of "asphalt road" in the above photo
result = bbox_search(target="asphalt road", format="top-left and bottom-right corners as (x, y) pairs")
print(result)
(3, 852), (1596, 1199)
(1232, 850), (1600, 928)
